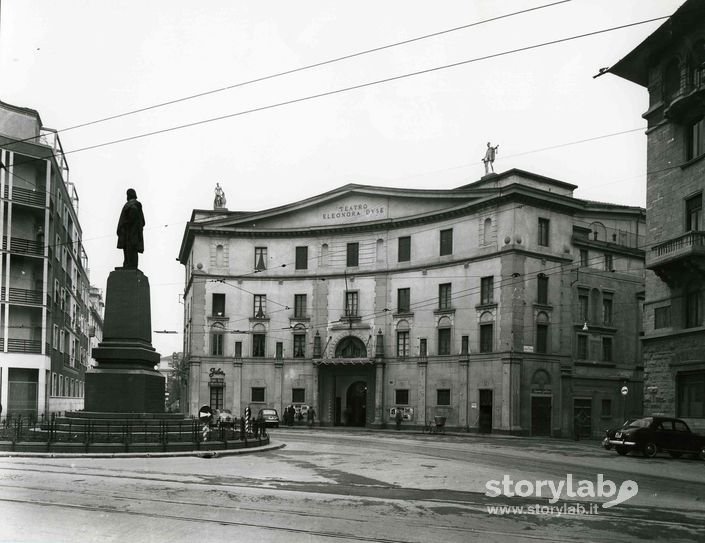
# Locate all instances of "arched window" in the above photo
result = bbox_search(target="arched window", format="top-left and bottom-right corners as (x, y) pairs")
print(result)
(210, 322), (225, 356)
(376, 239), (384, 263)
(215, 244), (224, 267)
(293, 324), (306, 358)
(589, 222), (606, 241)
(479, 311), (494, 353)
(252, 323), (266, 357)
(437, 316), (452, 355)
(689, 39), (705, 87)
(320, 243), (329, 267)
(396, 320), (410, 358)
(483, 217), (492, 245)
(335, 336), (367, 358)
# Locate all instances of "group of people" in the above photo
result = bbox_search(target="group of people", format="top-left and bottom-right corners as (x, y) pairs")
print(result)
(283, 405), (316, 427)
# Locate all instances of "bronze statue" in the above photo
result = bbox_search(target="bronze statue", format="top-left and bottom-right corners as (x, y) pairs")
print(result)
(116, 188), (145, 269)
(482, 142), (499, 175)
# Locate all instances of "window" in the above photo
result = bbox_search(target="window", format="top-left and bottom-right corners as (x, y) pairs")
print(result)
(437, 389), (451, 406)
(398, 236), (411, 262)
(234, 341), (242, 358)
(253, 332), (266, 357)
(483, 217), (492, 245)
(440, 229), (453, 256)
(295, 246), (308, 270)
(53, 325), (59, 350)
(210, 386), (223, 411)
(580, 249), (589, 267)
(293, 333), (306, 358)
(294, 294), (307, 319)
(480, 323), (493, 353)
(461, 335), (469, 355)
(601, 399), (612, 418)
(212, 293), (225, 317)
(602, 337), (613, 362)
(687, 117), (705, 161)
(345, 291), (359, 317)
(577, 335), (588, 359)
(438, 283), (451, 310)
(346, 242), (359, 267)
(210, 324), (224, 356)
(276, 341), (283, 359)
(254, 247), (267, 271)
(677, 372), (705, 418)
(313, 334), (322, 357)
(578, 291), (589, 322)
(395, 389), (409, 405)
(438, 328), (451, 355)
(537, 274), (548, 305)
(686, 193), (702, 231)
(251, 387), (265, 402)
(254, 294), (266, 319)
(602, 294), (613, 325)
(604, 254), (613, 272)
(397, 288), (410, 313)
(419, 338), (427, 358)
(397, 330), (409, 358)
(655, 306), (671, 329)
(536, 313), (549, 354)
(538, 218), (550, 247)
(685, 289), (702, 328)
(292, 388), (306, 403)
(59, 330), (65, 353)
(480, 276), (494, 305)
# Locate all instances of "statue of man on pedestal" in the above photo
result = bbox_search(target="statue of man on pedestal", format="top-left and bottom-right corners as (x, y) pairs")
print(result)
(214, 182), (227, 208)
(116, 188), (145, 269)
(482, 142), (499, 175)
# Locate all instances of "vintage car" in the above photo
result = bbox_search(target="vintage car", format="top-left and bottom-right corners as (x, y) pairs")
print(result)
(607, 416), (705, 459)
(602, 418), (637, 450)
(258, 408), (280, 428)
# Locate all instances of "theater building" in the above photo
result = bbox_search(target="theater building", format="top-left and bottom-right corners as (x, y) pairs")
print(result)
(178, 169), (645, 436)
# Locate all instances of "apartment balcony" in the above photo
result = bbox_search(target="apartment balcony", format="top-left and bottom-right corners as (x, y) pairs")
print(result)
(2, 236), (44, 257)
(1, 287), (44, 305)
(3, 185), (46, 208)
(0, 337), (42, 353)
(647, 231), (705, 285)
(664, 73), (705, 122)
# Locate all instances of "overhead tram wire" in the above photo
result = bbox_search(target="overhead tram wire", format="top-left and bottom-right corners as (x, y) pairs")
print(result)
(7, 14), (670, 169)
(0, 1), (572, 150)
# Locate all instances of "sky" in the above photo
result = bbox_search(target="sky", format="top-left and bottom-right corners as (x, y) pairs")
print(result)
(0, 0), (686, 356)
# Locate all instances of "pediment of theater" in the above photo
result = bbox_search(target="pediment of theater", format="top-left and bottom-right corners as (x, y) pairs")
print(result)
(203, 185), (486, 230)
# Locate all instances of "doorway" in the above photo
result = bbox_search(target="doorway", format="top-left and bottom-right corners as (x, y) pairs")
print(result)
(531, 396), (552, 436)
(479, 389), (493, 433)
(346, 381), (367, 426)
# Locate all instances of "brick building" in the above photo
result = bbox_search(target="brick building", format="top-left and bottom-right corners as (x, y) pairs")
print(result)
(608, 0), (705, 429)
(178, 169), (645, 436)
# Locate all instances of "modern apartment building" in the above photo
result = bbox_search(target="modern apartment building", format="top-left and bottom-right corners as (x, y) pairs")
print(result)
(0, 100), (94, 417)
(608, 0), (705, 429)
(178, 169), (646, 436)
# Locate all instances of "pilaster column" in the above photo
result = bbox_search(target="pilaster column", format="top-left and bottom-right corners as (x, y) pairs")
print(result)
(501, 356), (522, 432)
(232, 360), (242, 417)
(312, 362), (319, 420)
(417, 359), (428, 427)
(373, 361), (385, 425)
(274, 360), (283, 414)
(458, 358), (469, 429)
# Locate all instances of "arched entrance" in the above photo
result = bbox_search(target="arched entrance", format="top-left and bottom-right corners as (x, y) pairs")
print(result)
(346, 381), (368, 426)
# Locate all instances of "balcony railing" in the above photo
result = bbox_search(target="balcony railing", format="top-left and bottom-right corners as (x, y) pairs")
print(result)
(647, 231), (705, 284)
(3, 185), (46, 207)
(2, 236), (44, 256)
(1, 287), (44, 305)
(649, 231), (705, 261)
(0, 338), (42, 353)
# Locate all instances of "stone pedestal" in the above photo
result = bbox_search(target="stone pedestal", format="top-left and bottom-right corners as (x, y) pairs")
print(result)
(85, 268), (164, 413)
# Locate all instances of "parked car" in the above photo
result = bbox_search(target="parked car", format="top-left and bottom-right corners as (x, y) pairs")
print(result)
(213, 409), (235, 428)
(602, 418), (637, 450)
(258, 408), (280, 428)
(606, 416), (705, 459)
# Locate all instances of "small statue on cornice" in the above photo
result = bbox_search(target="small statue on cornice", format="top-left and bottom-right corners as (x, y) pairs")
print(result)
(482, 142), (499, 175)
(214, 183), (227, 209)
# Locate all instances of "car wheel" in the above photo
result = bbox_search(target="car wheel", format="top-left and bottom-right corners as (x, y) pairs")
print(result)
(615, 446), (628, 456)
(668, 451), (682, 459)
(642, 442), (658, 458)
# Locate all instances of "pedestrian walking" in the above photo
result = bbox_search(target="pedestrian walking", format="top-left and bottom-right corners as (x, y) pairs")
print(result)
(395, 409), (403, 430)
(307, 407), (316, 427)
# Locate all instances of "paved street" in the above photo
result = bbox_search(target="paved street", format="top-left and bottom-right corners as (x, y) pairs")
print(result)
(1, 429), (704, 542)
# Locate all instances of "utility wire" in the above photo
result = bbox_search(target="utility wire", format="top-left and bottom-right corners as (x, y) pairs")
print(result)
(0, 1), (572, 149)
(6, 14), (670, 166)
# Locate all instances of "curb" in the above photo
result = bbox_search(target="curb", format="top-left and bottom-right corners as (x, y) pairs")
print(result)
(0, 442), (286, 460)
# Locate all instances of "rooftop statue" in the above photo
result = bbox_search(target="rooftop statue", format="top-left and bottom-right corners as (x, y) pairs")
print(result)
(482, 142), (499, 175)
(214, 182), (227, 208)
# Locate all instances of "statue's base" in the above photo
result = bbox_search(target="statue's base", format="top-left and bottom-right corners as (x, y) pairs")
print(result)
(85, 368), (165, 413)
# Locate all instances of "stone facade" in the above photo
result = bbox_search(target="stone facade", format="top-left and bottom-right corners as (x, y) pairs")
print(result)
(178, 170), (645, 437)
(609, 0), (705, 431)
